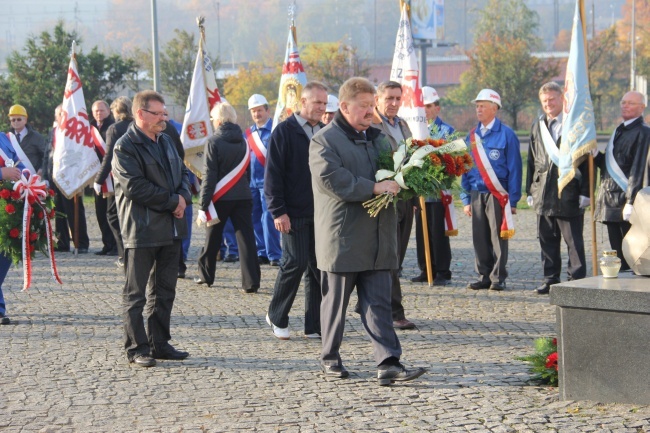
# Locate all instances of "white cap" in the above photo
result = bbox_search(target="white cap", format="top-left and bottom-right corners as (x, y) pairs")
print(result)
(472, 89), (502, 108)
(325, 94), (339, 113)
(248, 94), (268, 110)
(421, 86), (440, 104)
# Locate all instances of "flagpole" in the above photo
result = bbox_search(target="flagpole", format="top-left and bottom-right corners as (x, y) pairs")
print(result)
(69, 41), (81, 257)
(419, 197), (434, 286)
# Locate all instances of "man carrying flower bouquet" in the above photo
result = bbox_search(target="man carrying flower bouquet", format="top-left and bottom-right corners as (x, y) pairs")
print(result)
(310, 76), (426, 385)
(461, 89), (522, 291)
(371, 80), (416, 331)
(0, 133), (26, 324)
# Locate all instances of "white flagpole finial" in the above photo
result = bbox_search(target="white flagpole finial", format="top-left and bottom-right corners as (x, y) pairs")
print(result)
(71, 41), (76, 56)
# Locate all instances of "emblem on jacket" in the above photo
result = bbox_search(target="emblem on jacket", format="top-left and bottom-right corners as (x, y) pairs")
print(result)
(489, 149), (500, 160)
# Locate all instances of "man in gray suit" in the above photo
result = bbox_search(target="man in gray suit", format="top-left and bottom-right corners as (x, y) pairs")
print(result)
(309, 77), (425, 386)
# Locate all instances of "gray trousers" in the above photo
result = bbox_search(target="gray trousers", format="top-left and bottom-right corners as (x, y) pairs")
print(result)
(471, 191), (508, 284)
(320, 270), (402, 367)
(390, 199), (414, 321)
(538, 214), (586, 284)
(123, 241), (180, 359)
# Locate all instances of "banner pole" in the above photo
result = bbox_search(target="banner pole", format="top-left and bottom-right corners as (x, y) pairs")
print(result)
(419, 197), (434, 286)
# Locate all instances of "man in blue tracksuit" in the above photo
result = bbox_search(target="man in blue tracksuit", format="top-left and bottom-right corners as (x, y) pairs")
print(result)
(246, 94), (281, 266)
(460, 89), (522, 291)
(0, 133), (27, 325)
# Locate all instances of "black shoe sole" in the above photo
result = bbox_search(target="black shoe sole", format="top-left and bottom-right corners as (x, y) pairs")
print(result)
(378, 368), (426, 386)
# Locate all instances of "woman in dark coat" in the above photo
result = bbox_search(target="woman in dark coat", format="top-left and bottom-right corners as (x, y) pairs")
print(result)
(195, 103), (260, 292)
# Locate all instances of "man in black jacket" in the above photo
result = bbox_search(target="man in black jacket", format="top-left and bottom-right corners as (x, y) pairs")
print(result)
(594, 90), (650, 270)
(527, 82), (589, 295)
(264, 81), (327, 340)
(90, 100), (116, 256)
(112, 90), (191, 367)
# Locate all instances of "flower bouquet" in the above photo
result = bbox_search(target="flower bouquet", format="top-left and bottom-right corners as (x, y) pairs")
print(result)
(0, 171), (62, 290)
(516, 337), (559, 386)
(362, 135), (473, 217)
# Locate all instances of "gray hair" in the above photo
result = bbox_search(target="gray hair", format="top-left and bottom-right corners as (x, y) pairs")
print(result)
(210, 102), (237, 127)
(539, 81), (563, 96)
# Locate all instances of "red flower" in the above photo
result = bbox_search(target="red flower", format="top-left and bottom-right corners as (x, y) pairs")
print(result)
(9, 228), (19, 238)
(5, 204), (15, 214)
(49, 189), (55, 197)
(442, 154), (456, 175)
(30, 232), (38, 242)
(545, 352), (558, 371)
(10, 190), (21, 200)
(27, 195), (36, 205)
(37, 211), (44, 219)
(552, 338), (557, 346)
(0, 189), (10, 199)
(429, 154), (441, 166)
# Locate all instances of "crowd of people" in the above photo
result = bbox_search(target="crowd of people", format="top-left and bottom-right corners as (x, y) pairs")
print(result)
(0, 77), (648, 386)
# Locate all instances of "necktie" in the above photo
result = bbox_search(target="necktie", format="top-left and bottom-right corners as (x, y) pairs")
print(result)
(481, 127), (488, 136)
(16, 132), (21, 144)
(548, 119), (556, 141)
(614, 123), (624, 141)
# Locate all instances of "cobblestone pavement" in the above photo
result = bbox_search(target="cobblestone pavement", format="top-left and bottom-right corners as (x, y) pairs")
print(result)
(2, 205), (649, 432)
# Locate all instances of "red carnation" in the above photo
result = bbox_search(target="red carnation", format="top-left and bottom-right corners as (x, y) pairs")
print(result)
(5, 204), (15, 214)
(552, 338), (557, 346)
(27, 195), (36, 205)
(37, 211), (44, 219)
(0, 189), (10, 199)
(429, 154), (441, 166)
(49, 189), (55, 197)
(442, 154), (456, 175)
(30, 232), (38, 242)
(545, 352), (558, 371)
(10, 190), (21, 200)
(9, 228), (19, 238)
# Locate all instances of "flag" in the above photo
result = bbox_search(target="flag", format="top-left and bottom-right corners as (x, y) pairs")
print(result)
(272, 27), (307, 129)
(181, 18), (224, 179)
(53, 43), (101, 199)
(389, 2), (428, 140)
(558, 0), (597, 194)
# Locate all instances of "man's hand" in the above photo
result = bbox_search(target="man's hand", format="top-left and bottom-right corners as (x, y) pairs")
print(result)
(579, 195), (591, 209)
(526, 196), (533, 207)
(274, 214), (291, 234)
(463, 204), (471, 217)
(511, 208), (517, 215)
(196, 210), (207, 225)
(93, 183), (102, 196)
(623, 203), (634, 221)
(173, 195), (187, 219)
(373, 180), (400, 196)
(1, 167), (21, 182)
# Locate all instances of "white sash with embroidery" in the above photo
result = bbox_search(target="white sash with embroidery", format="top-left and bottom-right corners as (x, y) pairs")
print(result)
(6, 133), (36, 174)
(605, 130), (627, 191)
(539, 120), (560, 167)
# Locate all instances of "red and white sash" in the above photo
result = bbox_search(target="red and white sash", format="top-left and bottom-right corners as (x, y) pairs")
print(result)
(440, 189), (458, 236)
(245, 127), (266, 166)
(204, 150), (250, 226)
(90, 126), (114, 196)
(6, 133), (36, 174)
(469, 128), (515, 239)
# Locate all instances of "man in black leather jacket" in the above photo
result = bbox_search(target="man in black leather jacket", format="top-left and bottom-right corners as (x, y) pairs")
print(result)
(112, 90), (191, 367)
(594, 90), (650, 271)
(526, 82), (590, 295)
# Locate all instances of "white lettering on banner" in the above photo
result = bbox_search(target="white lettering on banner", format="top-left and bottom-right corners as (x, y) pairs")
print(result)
(77, 160), (100, 180)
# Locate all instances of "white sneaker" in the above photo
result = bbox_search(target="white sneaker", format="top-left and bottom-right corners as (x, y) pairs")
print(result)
(266, 313), (290, 340)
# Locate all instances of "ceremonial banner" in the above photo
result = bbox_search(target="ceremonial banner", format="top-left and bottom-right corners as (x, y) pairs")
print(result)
(181, 18), (223, 179)
(53, 44), (101, 199)
(272, 27), (307, 130)
(558, 0), (597, 194)
(390, 2), (429, 140)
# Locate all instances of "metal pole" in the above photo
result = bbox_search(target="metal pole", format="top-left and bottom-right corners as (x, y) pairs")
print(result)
(217, 2), (221, 60)
(151, 0), (161, 92)
(419, 43), (427, 86)
(631, 0), (636, 90)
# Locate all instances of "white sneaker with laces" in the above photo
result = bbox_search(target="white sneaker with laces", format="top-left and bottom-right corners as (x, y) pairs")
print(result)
(266, 313), (290, 340)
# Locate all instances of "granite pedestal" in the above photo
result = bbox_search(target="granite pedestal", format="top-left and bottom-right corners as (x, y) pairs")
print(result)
(550, 273), (650, 405)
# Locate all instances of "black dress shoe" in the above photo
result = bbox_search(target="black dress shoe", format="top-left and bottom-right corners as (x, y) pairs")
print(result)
(269, 259), (280, 267)
(223, 254), (239, 263)
(467, 280), (490, 290)
(258, 256), (270, 265)
(377, 363), (426, 386)
(77, 248), (89, 254)
(178, 272), (186, 279)
(410, 273), (428, 283)
(130, 353), (156, 367)
(1, 314), (10, 325)
(433, 276), (451, 286)
(55, 246), (70, 252)
(151, 344), (189, 360)
(321, 364), (349, 378)
(106, 248), (118, 256)
(536, 284), (550, 295)
(95, 249), (108, 256)
(489, 282), (505, 291)
(239, 286), (259, 294)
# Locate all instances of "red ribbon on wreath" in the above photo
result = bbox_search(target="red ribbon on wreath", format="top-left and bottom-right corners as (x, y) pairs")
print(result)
(13, 170), (62, 290)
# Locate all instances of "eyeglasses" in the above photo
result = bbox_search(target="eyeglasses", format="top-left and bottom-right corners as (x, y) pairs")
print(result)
(9, 118), (24, 122)
(620, 101), (644, 106)
(141, 109), (168, 117)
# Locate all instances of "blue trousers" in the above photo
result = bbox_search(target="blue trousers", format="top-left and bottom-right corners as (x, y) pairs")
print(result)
(0, 253), (13, 316)
(251, 187), (281, 260)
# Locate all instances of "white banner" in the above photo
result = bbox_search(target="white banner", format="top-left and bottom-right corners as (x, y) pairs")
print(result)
(53, 49), (101, 199)
(272, 28), (307, 130)
(390, 3), (429, 140)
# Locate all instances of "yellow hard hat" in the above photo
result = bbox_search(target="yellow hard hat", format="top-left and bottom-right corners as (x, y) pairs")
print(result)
(8, 104), (27, 118)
